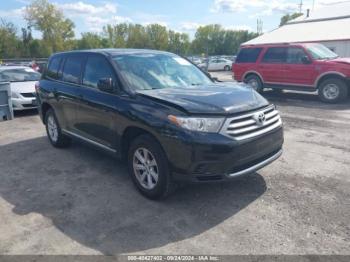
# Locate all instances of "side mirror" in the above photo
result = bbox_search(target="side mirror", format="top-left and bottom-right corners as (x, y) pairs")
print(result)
(301, 56), (311, 64)
(97, 78), (114, 93)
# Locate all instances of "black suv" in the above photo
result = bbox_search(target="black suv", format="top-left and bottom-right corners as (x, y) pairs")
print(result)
(37, 49), (284, 199)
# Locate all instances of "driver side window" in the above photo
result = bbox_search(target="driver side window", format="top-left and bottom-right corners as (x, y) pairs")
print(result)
(287, 47), (308, 64)
(83, 55), (117, 90)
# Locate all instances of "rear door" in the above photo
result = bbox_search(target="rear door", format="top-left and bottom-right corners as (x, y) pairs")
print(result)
(284, 46), (316, 87)
(208, 59), (219, 70)
(259, 47), (287, 84)
(49, 54), (85, 131)
(234, 48), (263, 81)
(216, 59), (227, 70)
(75, 54), (119, 149)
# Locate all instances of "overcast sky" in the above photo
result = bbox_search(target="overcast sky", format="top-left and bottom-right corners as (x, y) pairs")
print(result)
(0, 0), (346, 38)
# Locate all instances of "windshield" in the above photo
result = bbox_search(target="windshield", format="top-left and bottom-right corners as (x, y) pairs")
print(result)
(306, 44), (338, 60)
(0, 68), (41, 82)
(112, 53), (213, 90)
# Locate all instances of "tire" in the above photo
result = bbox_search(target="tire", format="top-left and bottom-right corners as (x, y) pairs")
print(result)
(224, 65), (230, 71)
(128, 134), (174, 200)
(45, 108), (71, 148)
(245, 74), (263, 93)
(318, 78), (348, 103)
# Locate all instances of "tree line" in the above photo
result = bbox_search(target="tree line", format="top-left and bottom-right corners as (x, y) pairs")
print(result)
(0, 0), (260, 59)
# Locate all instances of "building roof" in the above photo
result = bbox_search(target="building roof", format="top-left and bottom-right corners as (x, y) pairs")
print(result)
(243, 2), (350, 46)
(290, 1), (350, 23)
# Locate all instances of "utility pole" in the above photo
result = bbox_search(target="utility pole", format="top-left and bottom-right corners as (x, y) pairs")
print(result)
(299, 0), (303, 13)
(257, 19), (263, 35)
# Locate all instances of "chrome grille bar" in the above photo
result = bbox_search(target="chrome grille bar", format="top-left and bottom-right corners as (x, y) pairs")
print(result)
(220, 105), (282, 140)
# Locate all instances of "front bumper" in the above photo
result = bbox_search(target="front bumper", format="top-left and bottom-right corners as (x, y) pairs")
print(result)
(12, 97), (38, 111)
(161, 126), (283, 182)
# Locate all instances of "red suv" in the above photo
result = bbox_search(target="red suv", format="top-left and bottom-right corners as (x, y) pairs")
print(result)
(233, 43), (350, 103)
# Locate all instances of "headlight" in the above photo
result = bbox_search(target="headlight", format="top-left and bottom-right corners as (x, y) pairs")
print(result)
(168, 115), (224, 133)
(11, 92), (20, 98)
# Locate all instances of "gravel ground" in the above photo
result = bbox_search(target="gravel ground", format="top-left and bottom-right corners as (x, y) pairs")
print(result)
(0, 75), (349, 255)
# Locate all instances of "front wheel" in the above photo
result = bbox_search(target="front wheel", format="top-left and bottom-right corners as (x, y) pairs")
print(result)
(45, 109), (71, 148)
(128, 134), (174, 199)
(318, 78), (348, 103)
(245, 75), (263, 93)
(224, 65), (231, 71)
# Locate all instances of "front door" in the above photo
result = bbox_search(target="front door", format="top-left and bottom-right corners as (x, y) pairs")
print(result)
(258, 47), (287, 84)
(284, 46), (317, 88)
(75, 54), (119, 149)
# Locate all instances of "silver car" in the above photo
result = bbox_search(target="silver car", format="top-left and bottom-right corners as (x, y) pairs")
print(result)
(0, 66), (41, 110)
(198, 58), (232, 71)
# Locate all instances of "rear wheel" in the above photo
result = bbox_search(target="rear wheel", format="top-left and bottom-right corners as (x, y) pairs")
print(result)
(224, 65), (230, 71)
(128, 134), (174, 199)
(45, 109), (71, 148)
(245, 75), (263, 93)
(318, 78), (348, 103)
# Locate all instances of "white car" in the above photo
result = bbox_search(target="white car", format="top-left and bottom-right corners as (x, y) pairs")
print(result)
(198, 58), (232, 71)
(0, 66), (41, 111)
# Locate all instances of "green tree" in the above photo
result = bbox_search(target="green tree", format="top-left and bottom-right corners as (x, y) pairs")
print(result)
(191, 24), (258, 56)
(146, 24), (168, 50)
(78, 32), (104, 49)
(127, 24), (148, 48)
(191, 24), (225, 55)
(280, 12), (303, 26)
(103, 23), (128, 48)
(0, 19), (21, 58)
(168, 30), (190, 55)
(24, 0), (75, 53)
(19, 26), (33, 57)
(28, 39), (42, 57)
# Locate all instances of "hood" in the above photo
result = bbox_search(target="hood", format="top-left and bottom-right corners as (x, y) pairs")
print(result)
(10, 81), (37, 94)
(328, 57), (350, 65)
(136, 83), (269, 115)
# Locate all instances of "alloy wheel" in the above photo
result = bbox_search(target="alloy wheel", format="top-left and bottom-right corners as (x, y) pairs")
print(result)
(47, 115), (58, 142)
(323, 83), (340, 100)
(133, 147), (159, 190)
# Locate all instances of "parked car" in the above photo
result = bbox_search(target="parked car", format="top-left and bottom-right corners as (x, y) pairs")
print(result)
(233, 43), (350, 103)
(0, 66), (40, 110)
(186, 56), (203, 65)
(198, 58), (232, 71)
(37, 49), (284, 199)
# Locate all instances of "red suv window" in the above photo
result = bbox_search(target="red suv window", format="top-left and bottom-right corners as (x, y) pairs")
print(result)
(236, 48), (263, 63)
(262, 47), (287, 63)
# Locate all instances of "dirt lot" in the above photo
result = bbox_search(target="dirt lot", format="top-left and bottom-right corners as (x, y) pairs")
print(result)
(0, 76), (350, 255)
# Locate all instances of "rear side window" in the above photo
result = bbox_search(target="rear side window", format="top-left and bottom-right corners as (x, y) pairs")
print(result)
(62, 56), (84, 84)
(236, 48), (262, 63)
(83, 55), (116, 89)
(262, 47), (287, 63)
(46, 57), (61, 80)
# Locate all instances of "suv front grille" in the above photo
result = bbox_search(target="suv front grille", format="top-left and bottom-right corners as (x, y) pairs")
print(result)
(221, 105), (282, 140)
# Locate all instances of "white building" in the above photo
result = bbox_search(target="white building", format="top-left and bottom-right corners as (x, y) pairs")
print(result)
(243, 2), (350, 57)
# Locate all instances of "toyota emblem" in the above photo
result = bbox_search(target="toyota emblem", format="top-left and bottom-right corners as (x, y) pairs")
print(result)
(253, 112), (266, 126)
